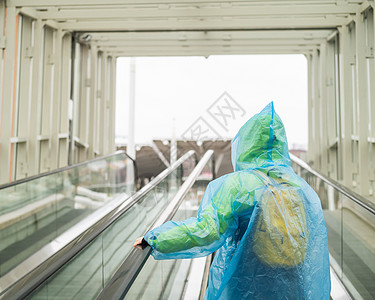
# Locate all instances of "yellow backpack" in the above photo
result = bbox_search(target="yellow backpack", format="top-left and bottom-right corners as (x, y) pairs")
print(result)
(253, 171), (308, 267)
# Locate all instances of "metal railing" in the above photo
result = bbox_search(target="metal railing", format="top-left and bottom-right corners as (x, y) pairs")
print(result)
(0, 150), (137, 190)
(0, 150), (195, 299)
(97, 150), (214, 300)
(290, 153), (375, 215)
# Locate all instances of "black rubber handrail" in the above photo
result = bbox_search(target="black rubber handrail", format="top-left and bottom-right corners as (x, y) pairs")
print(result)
(0, 150), (137, 190)
(290, 153), (375, 215)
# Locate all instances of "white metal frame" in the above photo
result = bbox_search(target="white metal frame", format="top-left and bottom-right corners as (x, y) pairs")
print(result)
(0, 1), (374, 202)
(307, 4), (375, 198)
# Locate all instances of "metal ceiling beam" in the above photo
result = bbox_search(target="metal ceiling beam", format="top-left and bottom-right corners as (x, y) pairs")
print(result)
(87, 30), (334, 41)
(97, 49), (322, 57)
(91, 39), (324, 47)
(7, 0), (365, 7)
(105, 47), (317, 57)
(107, 51), (314, 57)
(58, 16), (350, 31)
(34, 5), (360, 20)
(85, 29), (330, 56)
(102, 44), (318, 51)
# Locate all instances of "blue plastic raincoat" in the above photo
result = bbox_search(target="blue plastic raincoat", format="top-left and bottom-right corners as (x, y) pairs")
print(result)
(144, 102), (331, 299)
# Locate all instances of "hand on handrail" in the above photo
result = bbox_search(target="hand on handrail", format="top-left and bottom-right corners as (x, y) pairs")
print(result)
(133, 236), (149, 250)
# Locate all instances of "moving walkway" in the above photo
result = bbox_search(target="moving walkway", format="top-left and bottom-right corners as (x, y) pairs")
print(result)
(95, 153), (374, 300)
(99, 154), (375, 300)
(0, 149), (214, 299)
(0, 149), (374, 299)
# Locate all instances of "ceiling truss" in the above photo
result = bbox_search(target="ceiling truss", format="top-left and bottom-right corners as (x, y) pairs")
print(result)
(7, 0), (373, 56)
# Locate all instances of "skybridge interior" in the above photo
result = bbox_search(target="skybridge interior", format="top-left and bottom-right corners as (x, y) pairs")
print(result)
(0, 1), (375, 299)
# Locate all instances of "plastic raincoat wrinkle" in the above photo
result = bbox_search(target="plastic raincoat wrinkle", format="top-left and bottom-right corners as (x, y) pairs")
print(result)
(144, 102), (331, 299)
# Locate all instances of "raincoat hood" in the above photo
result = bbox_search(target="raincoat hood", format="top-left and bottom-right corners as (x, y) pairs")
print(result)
(231, 102), (291, 171)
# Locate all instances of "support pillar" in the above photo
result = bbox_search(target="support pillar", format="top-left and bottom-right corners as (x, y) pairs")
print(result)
(356, 12), (370, 196)
(50, 29), (63, 170)
(58, 33), (71, 168)
(312, 49), (321, 170)
(319, 42), (328, 175)
(109, 56), (116, 153)
(98, 51), (107, 156)
(338, 25), (355, 188)
(70, 41), (81, 164)
(78, 44), (90, 162)
(88, 45), (98, 159)
(307, 54), (314, 164)
(126, 57), (136, 185)
(127, 57), (136, 161)
(0, 7), (19, 183)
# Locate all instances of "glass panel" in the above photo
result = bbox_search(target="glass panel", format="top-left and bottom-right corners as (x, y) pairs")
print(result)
(0, 153), (135, 277)
(0, 175), (59, 277)
(127, 203), (197, 299)
(27, 166), (182, 300)
(29, 236), (104, 300)
(127, 255), (165, 300)
(49, 236), (104, 299)
(322, 184), (343, 279)
(342, 197), (375, 299)
(181, 155), (196, 180)
(127, 158), (213, 299)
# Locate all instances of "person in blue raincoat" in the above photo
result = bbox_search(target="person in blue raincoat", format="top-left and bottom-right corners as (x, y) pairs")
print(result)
(134, 102), (331, 299)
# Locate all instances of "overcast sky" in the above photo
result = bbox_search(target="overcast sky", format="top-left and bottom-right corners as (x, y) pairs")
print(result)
(115, 55), (308, 149)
